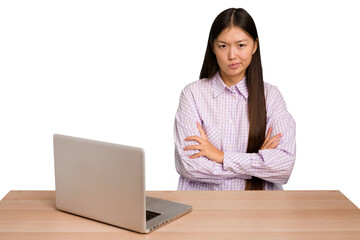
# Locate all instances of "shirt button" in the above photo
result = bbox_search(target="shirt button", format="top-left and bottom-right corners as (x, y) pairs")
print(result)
(230, 119), (234, 124)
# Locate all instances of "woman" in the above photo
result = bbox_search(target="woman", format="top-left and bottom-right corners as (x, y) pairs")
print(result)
(174, 8), (296, 190)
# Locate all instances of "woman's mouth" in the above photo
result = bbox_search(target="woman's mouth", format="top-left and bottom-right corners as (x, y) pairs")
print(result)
(229, 63), (240, 69)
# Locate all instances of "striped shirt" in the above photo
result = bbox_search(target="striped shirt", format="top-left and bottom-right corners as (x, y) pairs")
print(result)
(174, 72), (296, 190)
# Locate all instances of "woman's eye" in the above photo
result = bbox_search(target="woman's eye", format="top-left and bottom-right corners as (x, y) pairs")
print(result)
(239, 44), (245, 47)
(219, 45), (226, 48)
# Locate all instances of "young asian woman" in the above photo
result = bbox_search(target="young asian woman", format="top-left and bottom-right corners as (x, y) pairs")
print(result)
(174, 8), (296, 190)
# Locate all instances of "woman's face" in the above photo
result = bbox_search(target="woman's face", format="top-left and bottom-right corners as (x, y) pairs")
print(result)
(212, 26), (258, 85)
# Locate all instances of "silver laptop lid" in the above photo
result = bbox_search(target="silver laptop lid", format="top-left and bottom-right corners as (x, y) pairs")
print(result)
(54, 134), (146, 232)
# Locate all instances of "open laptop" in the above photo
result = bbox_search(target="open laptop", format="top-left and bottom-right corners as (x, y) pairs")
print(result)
(53, 134), (192, 233)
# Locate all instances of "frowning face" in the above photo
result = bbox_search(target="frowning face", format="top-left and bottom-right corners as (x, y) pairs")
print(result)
(212, 26), (258, 86)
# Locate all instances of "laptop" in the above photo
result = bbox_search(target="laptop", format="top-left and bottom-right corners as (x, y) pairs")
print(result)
(53, 134), (192, 233)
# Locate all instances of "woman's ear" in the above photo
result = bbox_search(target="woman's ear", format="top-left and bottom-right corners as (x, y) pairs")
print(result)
(252, 38), (259, 55)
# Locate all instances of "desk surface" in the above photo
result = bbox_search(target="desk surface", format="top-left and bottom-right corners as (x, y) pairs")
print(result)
(0, 190), (360, 240)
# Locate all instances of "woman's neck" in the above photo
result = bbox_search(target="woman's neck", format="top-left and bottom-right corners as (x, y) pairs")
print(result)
(219, 70), (245, 87)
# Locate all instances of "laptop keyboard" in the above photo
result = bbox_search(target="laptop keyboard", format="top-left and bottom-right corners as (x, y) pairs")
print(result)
(146, 210), (161, 221)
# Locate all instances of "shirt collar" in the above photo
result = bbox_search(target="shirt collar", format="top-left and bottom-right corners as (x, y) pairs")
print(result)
(211, 72), (248, 99)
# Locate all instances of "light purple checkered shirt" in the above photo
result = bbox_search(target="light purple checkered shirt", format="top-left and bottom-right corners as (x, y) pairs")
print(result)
(174, 72), (296, 190)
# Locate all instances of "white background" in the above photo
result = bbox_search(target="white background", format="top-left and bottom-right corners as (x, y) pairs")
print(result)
(1, 0), (359, 207)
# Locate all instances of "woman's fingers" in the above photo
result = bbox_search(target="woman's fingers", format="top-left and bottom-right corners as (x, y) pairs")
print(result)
(268, 138), (281, 149)
(183, 144), (201, 151)
(196, 122), (207, 140)
(268, 133), (281, 143)
(183, 122), (224, 163)
(183, 124), (206, 158)
(184, 122), (207, 144)
(184, 135), (203, 144)
(264, 127), (272, 142)
(189, 152), (203, 159)
(261, 127), (272, 149)
(260, 128), (282, 150)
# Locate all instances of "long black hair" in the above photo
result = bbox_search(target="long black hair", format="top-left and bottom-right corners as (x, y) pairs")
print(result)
(200, 8), (266, 190)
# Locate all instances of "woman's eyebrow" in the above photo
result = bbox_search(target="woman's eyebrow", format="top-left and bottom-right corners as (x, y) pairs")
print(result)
(217, 40), (228, 44)
(216, 39), (249, 44)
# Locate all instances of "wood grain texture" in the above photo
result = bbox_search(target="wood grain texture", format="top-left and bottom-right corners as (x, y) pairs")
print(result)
(1, 190), (359, 240)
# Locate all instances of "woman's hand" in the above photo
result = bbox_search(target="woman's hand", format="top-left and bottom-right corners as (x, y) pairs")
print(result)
(260, 127), (281, 150)
(183, 122), (224, 164)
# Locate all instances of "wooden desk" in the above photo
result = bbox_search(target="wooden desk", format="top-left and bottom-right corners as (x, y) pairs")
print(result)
(0, 190), (359, 239)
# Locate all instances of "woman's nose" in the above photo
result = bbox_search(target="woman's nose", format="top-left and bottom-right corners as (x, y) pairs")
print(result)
(228, 47), (236, 60)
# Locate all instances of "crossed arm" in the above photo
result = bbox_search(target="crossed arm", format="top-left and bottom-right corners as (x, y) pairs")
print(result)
(184, 122), (281, 163)
(174, 86), (296, 185)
